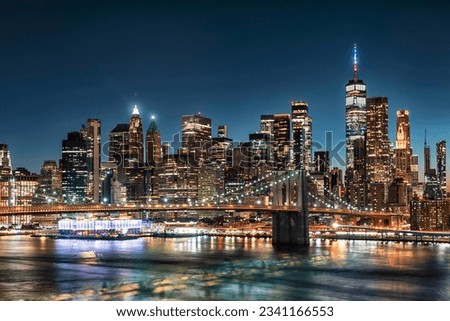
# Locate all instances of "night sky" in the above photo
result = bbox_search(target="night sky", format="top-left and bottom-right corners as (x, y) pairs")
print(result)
(1, 0), (450, 176)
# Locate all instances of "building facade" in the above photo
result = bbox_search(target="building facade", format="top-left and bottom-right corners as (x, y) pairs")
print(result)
(436, 140), (447, 198)
(273, 113), (291, 170)
(180, 114), (212, 165)
(291, 101), (312, 171)
(80, 119), (101, 203)
(345, 44), (367, 175)
(410, 198), (450, 231)
(365, 97), (392, 210)
(61, 132), (88, 204)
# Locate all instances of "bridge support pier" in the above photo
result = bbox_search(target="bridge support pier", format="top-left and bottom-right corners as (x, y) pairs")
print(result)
(271, 170), (309, 245)
(272, 211), (309, 245)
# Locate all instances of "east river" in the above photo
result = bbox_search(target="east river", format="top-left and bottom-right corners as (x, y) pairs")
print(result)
(0, 235), (449, 300)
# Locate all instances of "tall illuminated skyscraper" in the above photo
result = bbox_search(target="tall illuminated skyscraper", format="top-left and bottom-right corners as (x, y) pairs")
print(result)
(345, 44), (367, 174)
(394, 109), (412, 185)
(260, 115), (274, 139)
(345, 44), (367, 208)
(129, 105), (144, 167)
(273, 113), (291, 170)
(365, 97), (392, 210)
(0, 144), (12, 177)
(291, 101), (312, 171)
(146, 115), (161, 167)
(424, 130), (431, 179)
(61, 132), (88, 204)
(109, 123), (129, 183)
(81, 119), (101, 203)
(180, 113), (212, 163)
(389, 109), (413, 213)
(436, 140), (447, 198)
(146, 115), (162, 202)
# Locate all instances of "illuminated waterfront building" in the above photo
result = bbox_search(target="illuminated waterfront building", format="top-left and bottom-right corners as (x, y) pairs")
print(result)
(291, 101), (312, 171)
(410, 198), (450, 231)
(436, 140), (447, 198)
(61, 131), (88, 204)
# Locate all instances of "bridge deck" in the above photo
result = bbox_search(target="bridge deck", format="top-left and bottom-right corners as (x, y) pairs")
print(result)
(0, 204), (401, 218)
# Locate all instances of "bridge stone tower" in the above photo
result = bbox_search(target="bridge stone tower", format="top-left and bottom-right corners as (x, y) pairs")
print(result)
(272, 170), (309, 245)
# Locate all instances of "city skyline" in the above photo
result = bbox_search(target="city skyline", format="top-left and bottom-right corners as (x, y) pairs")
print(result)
(1, 1), (450, 177)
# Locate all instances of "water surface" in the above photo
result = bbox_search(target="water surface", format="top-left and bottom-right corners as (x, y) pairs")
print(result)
(0, 235), (449, 300)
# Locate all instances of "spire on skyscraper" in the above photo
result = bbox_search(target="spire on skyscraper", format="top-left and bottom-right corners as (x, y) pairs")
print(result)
(132, 104), (140, 116)
(147, 115), (159, 134)
(353, 43), (358, 81)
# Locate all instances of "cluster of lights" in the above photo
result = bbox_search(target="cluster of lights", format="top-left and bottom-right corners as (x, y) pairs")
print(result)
(208, 171), (303, 206)
(204, 172), (275, 204)
(306, 173), (373, 212)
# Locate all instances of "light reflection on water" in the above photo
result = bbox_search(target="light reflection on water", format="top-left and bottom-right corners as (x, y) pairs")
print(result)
(0, 235), (449, 300)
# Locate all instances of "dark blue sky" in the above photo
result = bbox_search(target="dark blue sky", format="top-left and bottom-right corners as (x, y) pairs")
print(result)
(1, 0), (450, 174)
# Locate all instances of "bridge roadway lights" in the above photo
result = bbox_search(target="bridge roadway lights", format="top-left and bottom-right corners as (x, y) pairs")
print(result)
(271, 170), (309, 246)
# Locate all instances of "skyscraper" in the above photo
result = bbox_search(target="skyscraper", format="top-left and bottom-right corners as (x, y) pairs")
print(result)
(345, 44), (367, 173)
(126, 105), (146, 203)
(391, 109), (413, 213)
(437, 140), (447, 198)
(394, 109), (412, 185)
(260, 115), (275, 139)
(61, 132), (88, 204)
(411, 155), (419, 190)
(0, 144), (12, 177)
(273, 113), (291, 170)
(129, 105), (144, 167)
(33, 160), (61, 204)
(314, 151), (330, 173)
(211, 126), (233, 167)
(291, 101), (312, 171)
(424, 130), (431, 179)
(146, 115), (162, 167)
(146, 115), (162, 202)
(180, 114), (212, 164)
(365, 97), (392, 210)
(109, 123), (130, 182)
(81, 119), (101, 203)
